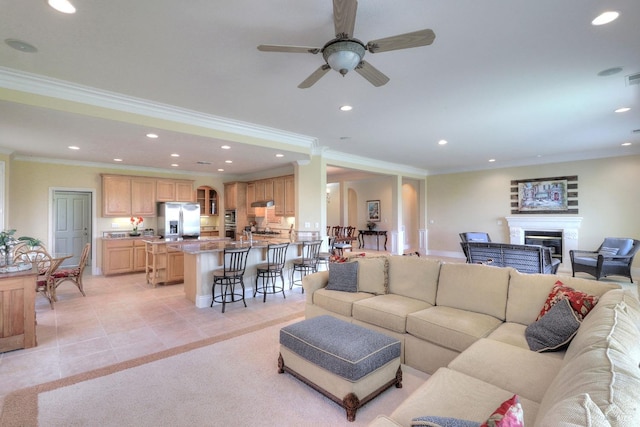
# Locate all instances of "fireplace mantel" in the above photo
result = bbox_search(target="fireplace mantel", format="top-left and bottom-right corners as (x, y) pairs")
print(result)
(505, 216), (583, 272)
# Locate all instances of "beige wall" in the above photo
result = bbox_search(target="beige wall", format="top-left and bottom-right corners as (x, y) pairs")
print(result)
(427, 155), (640, 267)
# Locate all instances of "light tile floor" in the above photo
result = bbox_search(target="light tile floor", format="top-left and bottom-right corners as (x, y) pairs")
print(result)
(0, 272), (306, 406)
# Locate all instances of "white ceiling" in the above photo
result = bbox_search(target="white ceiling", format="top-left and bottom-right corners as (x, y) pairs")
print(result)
(1, 0), (639, 177)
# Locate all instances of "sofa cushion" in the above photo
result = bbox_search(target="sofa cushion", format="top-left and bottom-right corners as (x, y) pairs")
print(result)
(312, 288), (374, 317)
(354, 256), (389, 295)
(448, 338), (563, 403)
(326, 261), (358, 292)
(536, 393), (608, 426)
(505, 270), (618, 325)
(436, 263), (509, 320)
(537, 290), (640, 425)
(388, 256), (441, 304)
(536, 281), (599, 320)
(525, 298), (581, 352)
(352, 294), (432, 333)
(389, 368), (539, 426)
(599, 246), (619, 256)
(407, 306), (502, 353)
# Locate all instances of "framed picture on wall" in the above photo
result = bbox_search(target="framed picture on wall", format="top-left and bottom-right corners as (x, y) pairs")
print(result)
(366, 200), (381, 222)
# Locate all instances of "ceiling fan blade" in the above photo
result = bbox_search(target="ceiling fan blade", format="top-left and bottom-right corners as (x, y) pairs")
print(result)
(333, 0), (358, 38)
(298, 64), (331, 89)
(355, 61), (389, 87)
(366, 29), (436, 54)
(257, 45), (321, 54)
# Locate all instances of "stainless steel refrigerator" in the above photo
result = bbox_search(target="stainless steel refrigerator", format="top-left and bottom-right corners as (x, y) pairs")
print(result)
(157, 202), (201, 238)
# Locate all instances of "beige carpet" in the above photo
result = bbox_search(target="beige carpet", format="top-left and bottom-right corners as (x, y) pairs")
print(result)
(1, 312), (428, 426)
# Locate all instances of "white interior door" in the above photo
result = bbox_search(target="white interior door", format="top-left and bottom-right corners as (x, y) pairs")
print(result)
(53, 191), (91, 267)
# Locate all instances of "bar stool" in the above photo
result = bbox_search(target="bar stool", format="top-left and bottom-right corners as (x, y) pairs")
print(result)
(211, 246), (251, 313)
(317, 236), (334, 271)
(254, 242), (289, 302)
(290, 240), (322, 293)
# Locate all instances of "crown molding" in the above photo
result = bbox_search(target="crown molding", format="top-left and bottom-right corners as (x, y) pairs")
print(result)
(323, 149), (428, 177)
(0, 67), (317, 149)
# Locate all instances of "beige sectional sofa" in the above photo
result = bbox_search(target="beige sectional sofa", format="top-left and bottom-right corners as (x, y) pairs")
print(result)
(302, 255), (640, 426)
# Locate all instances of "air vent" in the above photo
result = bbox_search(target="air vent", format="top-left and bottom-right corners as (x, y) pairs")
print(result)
(196, 161), (212, 165)
(633, 129), (640, 134)
(626, 72), (640, 86)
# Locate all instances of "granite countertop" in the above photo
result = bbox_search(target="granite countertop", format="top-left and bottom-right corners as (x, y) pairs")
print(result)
(177, 237), (315, 255)
(142, 237), (229, 246)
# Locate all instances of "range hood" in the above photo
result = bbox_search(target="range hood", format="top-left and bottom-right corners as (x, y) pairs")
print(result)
(251, 200), (274, 208)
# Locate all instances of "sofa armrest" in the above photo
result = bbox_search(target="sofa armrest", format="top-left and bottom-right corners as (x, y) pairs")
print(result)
(302, 271), (329, 304)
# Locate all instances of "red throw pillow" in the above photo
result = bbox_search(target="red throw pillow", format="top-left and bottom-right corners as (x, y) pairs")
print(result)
(536, 281), (599, 321)
(480, 395), (524, 427)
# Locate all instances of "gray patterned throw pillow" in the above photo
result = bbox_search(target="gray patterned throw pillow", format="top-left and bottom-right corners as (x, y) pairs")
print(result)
(326, 262), (358, 292)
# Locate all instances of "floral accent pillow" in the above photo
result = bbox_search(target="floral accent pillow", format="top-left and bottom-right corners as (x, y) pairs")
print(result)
(536, 281), (599, 320)
(480, 395), (524, 427)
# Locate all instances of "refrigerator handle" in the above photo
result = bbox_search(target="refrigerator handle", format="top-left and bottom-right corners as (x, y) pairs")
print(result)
(179, 209), (183, 236)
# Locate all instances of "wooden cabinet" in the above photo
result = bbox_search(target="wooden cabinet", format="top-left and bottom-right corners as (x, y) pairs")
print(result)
(224, 182), (238, 210)
(284, 175), (295, 216)
(167, 250), (184, 283)
(246, 183), (256, 216)
(264, 179), (274, 201)
(274, 175), (295, 216)
(0, 270), (37, 353)
(102, 175), (132, 216)
(102, 238), (147, 275)
(103, 175), (194, 217)
(131, 178), (156, 217)
(196, 186), (218, 216)
(102, 239), (134, 275)
(200, 230), (219, 237)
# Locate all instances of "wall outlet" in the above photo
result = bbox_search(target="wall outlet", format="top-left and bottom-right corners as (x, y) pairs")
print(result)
(497, 220), (503, 225)
(315, 222), (319, 229)
(111, 223), (119, 228)
(304, 222), (311, 228)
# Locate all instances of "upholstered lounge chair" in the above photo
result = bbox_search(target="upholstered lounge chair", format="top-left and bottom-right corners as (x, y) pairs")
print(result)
(570, 237), (640, 283)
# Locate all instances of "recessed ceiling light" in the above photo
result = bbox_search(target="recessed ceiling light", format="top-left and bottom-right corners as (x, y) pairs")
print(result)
(171, 164), (179, 167)
(4, 39), (38, 53)
(171, 153), (180, 157)
(438, 139), (448, 145)
(621, 142), (632, 146)
(48, 0), (76, 14)
(592, 11), (619, 26)
(68, 146), (79, 150)
(488, 158), (496, 163)
(225, 160), (232, 164)
(114, 158), (123, 162)
(339, 105), (353, 112)
(275, 153), (284, 158)
(146, 133), (158, 139)
(218, 168), (224, 172)
(615, 107), (631, 113)
(221, 145), (231, 150)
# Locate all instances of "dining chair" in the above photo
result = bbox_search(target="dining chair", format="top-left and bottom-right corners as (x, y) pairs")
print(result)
(52, 242), (90, 301)
(211, 246), (251, 313)
(254, 242), (289, 302)
(290, 240), (322, 293)
(14, 246), (58, 309)
(333, 226), (356, 256)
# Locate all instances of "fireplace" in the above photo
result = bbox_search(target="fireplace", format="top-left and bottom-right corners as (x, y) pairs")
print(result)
(524, 230), (563, 263)
(505, 216), (583, 272)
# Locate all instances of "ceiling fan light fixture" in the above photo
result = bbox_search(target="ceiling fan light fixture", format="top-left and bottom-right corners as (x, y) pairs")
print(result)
(323, 40), (365, 75)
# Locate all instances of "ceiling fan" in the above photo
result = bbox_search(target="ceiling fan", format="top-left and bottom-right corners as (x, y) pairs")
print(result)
(257, 0), (436, 88)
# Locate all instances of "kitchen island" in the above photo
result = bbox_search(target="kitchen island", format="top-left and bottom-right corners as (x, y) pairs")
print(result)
(178, 237), (317, 308)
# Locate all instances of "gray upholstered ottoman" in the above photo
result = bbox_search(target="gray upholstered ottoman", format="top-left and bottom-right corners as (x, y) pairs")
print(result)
(279, 315), (402, 422)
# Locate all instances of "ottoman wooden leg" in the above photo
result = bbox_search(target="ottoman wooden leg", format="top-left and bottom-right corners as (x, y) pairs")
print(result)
(277, 353), (285, 374)
(395, 365), (403, 388)
(342, 393), (360, 422)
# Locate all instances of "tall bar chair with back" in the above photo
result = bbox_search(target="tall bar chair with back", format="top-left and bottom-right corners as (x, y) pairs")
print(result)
(254, 242), (289, 302)
(290, 240), (322, 293)
(211, 246), (252, 313)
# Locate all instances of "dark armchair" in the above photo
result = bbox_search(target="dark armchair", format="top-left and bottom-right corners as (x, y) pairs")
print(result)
(459, 232), (491, 262)
(570, 238), (640, 283)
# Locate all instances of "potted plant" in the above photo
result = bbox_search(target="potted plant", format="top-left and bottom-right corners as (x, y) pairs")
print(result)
(130, 216), (144, 236)
(366, 221), (377, 231)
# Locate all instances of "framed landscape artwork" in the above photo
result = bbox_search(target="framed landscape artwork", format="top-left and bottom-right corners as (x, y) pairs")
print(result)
(366, 200), (381, 222)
